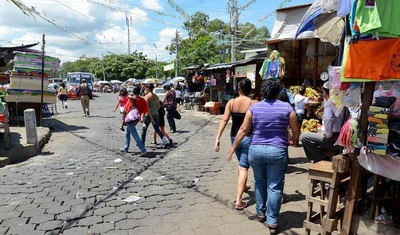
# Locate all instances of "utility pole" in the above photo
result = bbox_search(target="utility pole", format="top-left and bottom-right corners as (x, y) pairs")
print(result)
(174, 30), (179, 77)
(40, 34), (45, 126)
(229, 0), (238, 62)
(102, 54), (106, 81)
(155, 55), (158, 80)
(126, 13), (131, 54)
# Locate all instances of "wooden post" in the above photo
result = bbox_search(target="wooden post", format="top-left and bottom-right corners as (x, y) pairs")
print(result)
(341, 82), (375, 234)
(313, 39), (319, 89)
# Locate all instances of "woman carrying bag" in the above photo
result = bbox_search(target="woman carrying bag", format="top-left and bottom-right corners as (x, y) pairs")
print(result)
(120, 86), (154, 157)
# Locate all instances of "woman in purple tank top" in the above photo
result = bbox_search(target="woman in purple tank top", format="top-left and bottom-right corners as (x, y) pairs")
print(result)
(227, 79), (299, 233)
(214, 78), (258, 210)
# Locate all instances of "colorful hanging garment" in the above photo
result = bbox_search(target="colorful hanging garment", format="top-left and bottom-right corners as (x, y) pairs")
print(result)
(355, 0), (400, 37)
(343, 38), (400, 81)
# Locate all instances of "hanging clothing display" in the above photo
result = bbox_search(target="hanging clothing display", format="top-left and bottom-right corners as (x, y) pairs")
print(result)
(258, 50), (285, 79)
(343, 38), (400, 81)
(355, 0), (400, 37)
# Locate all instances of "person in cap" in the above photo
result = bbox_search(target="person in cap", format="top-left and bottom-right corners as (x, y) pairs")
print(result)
(77, 78), (92, 117)
(301, 82), (343, 162)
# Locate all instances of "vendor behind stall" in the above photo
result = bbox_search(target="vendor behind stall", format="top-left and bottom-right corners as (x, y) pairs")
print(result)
(301, 82), (343, 162)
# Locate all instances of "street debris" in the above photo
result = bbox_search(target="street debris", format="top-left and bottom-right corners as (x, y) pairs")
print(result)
(114, 158), (122, 163)
(122, 195), (142, 203)
(134, 176), (143, 181)
(66, 172), (74, 175)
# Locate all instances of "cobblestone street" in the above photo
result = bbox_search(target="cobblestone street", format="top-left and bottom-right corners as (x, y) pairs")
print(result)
(0, 93), (311, 235)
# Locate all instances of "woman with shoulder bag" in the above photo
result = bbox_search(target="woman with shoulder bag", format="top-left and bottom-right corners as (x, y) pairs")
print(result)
(120, 86), (154, 157)
(141, 83), (173, 148)
(162, 84), (177, 133)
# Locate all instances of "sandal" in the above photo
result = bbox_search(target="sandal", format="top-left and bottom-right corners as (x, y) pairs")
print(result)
(151, 141), (157, 144)
(137, 152), (147, 157)
(120, 127), (125, 131)
(268, 225), (277, 234)
(234, 201), (248, 210)
(257, 214), (266, 223)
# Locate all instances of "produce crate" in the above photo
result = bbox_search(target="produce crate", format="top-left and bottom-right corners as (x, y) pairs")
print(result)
(210, 109), (220, 115)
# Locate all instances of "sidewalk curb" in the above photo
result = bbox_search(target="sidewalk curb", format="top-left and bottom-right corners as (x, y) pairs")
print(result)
(0, 127), (51, 166)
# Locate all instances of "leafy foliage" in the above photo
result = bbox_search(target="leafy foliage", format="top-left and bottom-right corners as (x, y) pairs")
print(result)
(167, 11), (270, 74)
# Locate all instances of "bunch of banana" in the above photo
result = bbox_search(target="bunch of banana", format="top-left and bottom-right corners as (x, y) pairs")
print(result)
(301, 119), (321, 133)
(305, 87), (322, 101)
(288, 86), (301, 95)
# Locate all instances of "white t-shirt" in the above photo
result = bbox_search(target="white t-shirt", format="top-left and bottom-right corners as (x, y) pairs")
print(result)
(294, 94), (309, 115)
(175, 90), (181, 98)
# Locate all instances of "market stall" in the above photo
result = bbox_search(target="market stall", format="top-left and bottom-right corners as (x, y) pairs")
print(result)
(300, 0), (400, 234)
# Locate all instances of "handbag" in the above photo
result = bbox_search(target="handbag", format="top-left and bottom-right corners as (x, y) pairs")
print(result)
(124, 99), (140, 123)
(173, 110), (181, 120)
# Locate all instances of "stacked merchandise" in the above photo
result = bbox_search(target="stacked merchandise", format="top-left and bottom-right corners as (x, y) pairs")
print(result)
(5, 50), (59, 103)
(366, 106), (390, 155)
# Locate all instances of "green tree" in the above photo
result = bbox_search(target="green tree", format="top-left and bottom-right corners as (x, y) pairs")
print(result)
(167, 11), (270, 74)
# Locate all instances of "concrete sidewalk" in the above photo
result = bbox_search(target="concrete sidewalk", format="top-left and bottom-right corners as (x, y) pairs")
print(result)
(0, 126), (51, 166)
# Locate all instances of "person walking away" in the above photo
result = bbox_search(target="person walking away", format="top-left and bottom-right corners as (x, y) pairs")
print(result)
(58, 83), (68, 108)
(227, 79), (299, 234)
(162, 84), (177, 133)
(214, 78), (258, 210)
(301, 82), (343, 162)
(76, 79), (92, 117)
(175, 86), (182, 111)
(153, 101), (171, 145)
(294, 86), (311, 129)
(141, 83), (172, 148)
(120, 86), (152, 157)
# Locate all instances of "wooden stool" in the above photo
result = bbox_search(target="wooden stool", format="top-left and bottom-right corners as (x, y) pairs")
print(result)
(304, 160), (334, 234)
(304, 156), (350, 235)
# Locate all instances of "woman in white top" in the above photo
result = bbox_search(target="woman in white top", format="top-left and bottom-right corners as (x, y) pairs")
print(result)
(175, 87), (182, 110)
(293, 86), (311, 128)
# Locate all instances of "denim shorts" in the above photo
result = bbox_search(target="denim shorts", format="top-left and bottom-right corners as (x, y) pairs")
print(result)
(230, 136), (251, 169)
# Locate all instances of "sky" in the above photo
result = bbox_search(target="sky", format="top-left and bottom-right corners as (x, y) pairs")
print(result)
(0, 0), (311, 64)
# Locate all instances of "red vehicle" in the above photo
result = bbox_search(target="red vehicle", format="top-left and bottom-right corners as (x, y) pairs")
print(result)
(66, 72), (93, 99)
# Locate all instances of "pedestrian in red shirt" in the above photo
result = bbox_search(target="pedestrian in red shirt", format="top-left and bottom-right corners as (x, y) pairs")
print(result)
(120, 86), (154, 157)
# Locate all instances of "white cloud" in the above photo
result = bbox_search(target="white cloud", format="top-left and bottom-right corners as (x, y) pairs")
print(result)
(0, 0), (155, 63)
(141, 0), (163, 11)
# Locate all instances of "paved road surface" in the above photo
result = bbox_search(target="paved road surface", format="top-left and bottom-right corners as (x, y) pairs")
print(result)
(0, 93), (311, 235)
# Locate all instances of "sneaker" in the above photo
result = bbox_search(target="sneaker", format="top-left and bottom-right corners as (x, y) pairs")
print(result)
(65, 105), (67, 108)
(87, 110), (90, 116)
(119, 149), (128, 153)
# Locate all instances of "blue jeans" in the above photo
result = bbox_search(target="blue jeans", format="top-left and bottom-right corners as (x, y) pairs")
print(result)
(249, 145), (288, 226)
(166, 106), (177, 132)
(124, 121), (146, 153)
(141, 115), (168, 145)
(230, 136), (251, 168)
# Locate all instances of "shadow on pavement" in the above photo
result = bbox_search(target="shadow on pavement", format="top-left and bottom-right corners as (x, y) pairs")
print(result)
(283, 190), (306, 203)
(288, 156), (310, 165)
(43, 118), (89, 132)
(280, 211), (307, 231)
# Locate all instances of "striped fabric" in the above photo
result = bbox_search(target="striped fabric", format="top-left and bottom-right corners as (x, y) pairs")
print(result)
(249, 99), (293, 149)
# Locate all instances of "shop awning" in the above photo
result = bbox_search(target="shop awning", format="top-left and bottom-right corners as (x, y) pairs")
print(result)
(269, 3), (315, 42)
(0, 42), (39, 52)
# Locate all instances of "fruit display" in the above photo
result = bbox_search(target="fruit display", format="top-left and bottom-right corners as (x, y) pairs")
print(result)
(288, 86), (322, 102)
(301, 119), (321, 133)
(305, 87), (322, 102)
